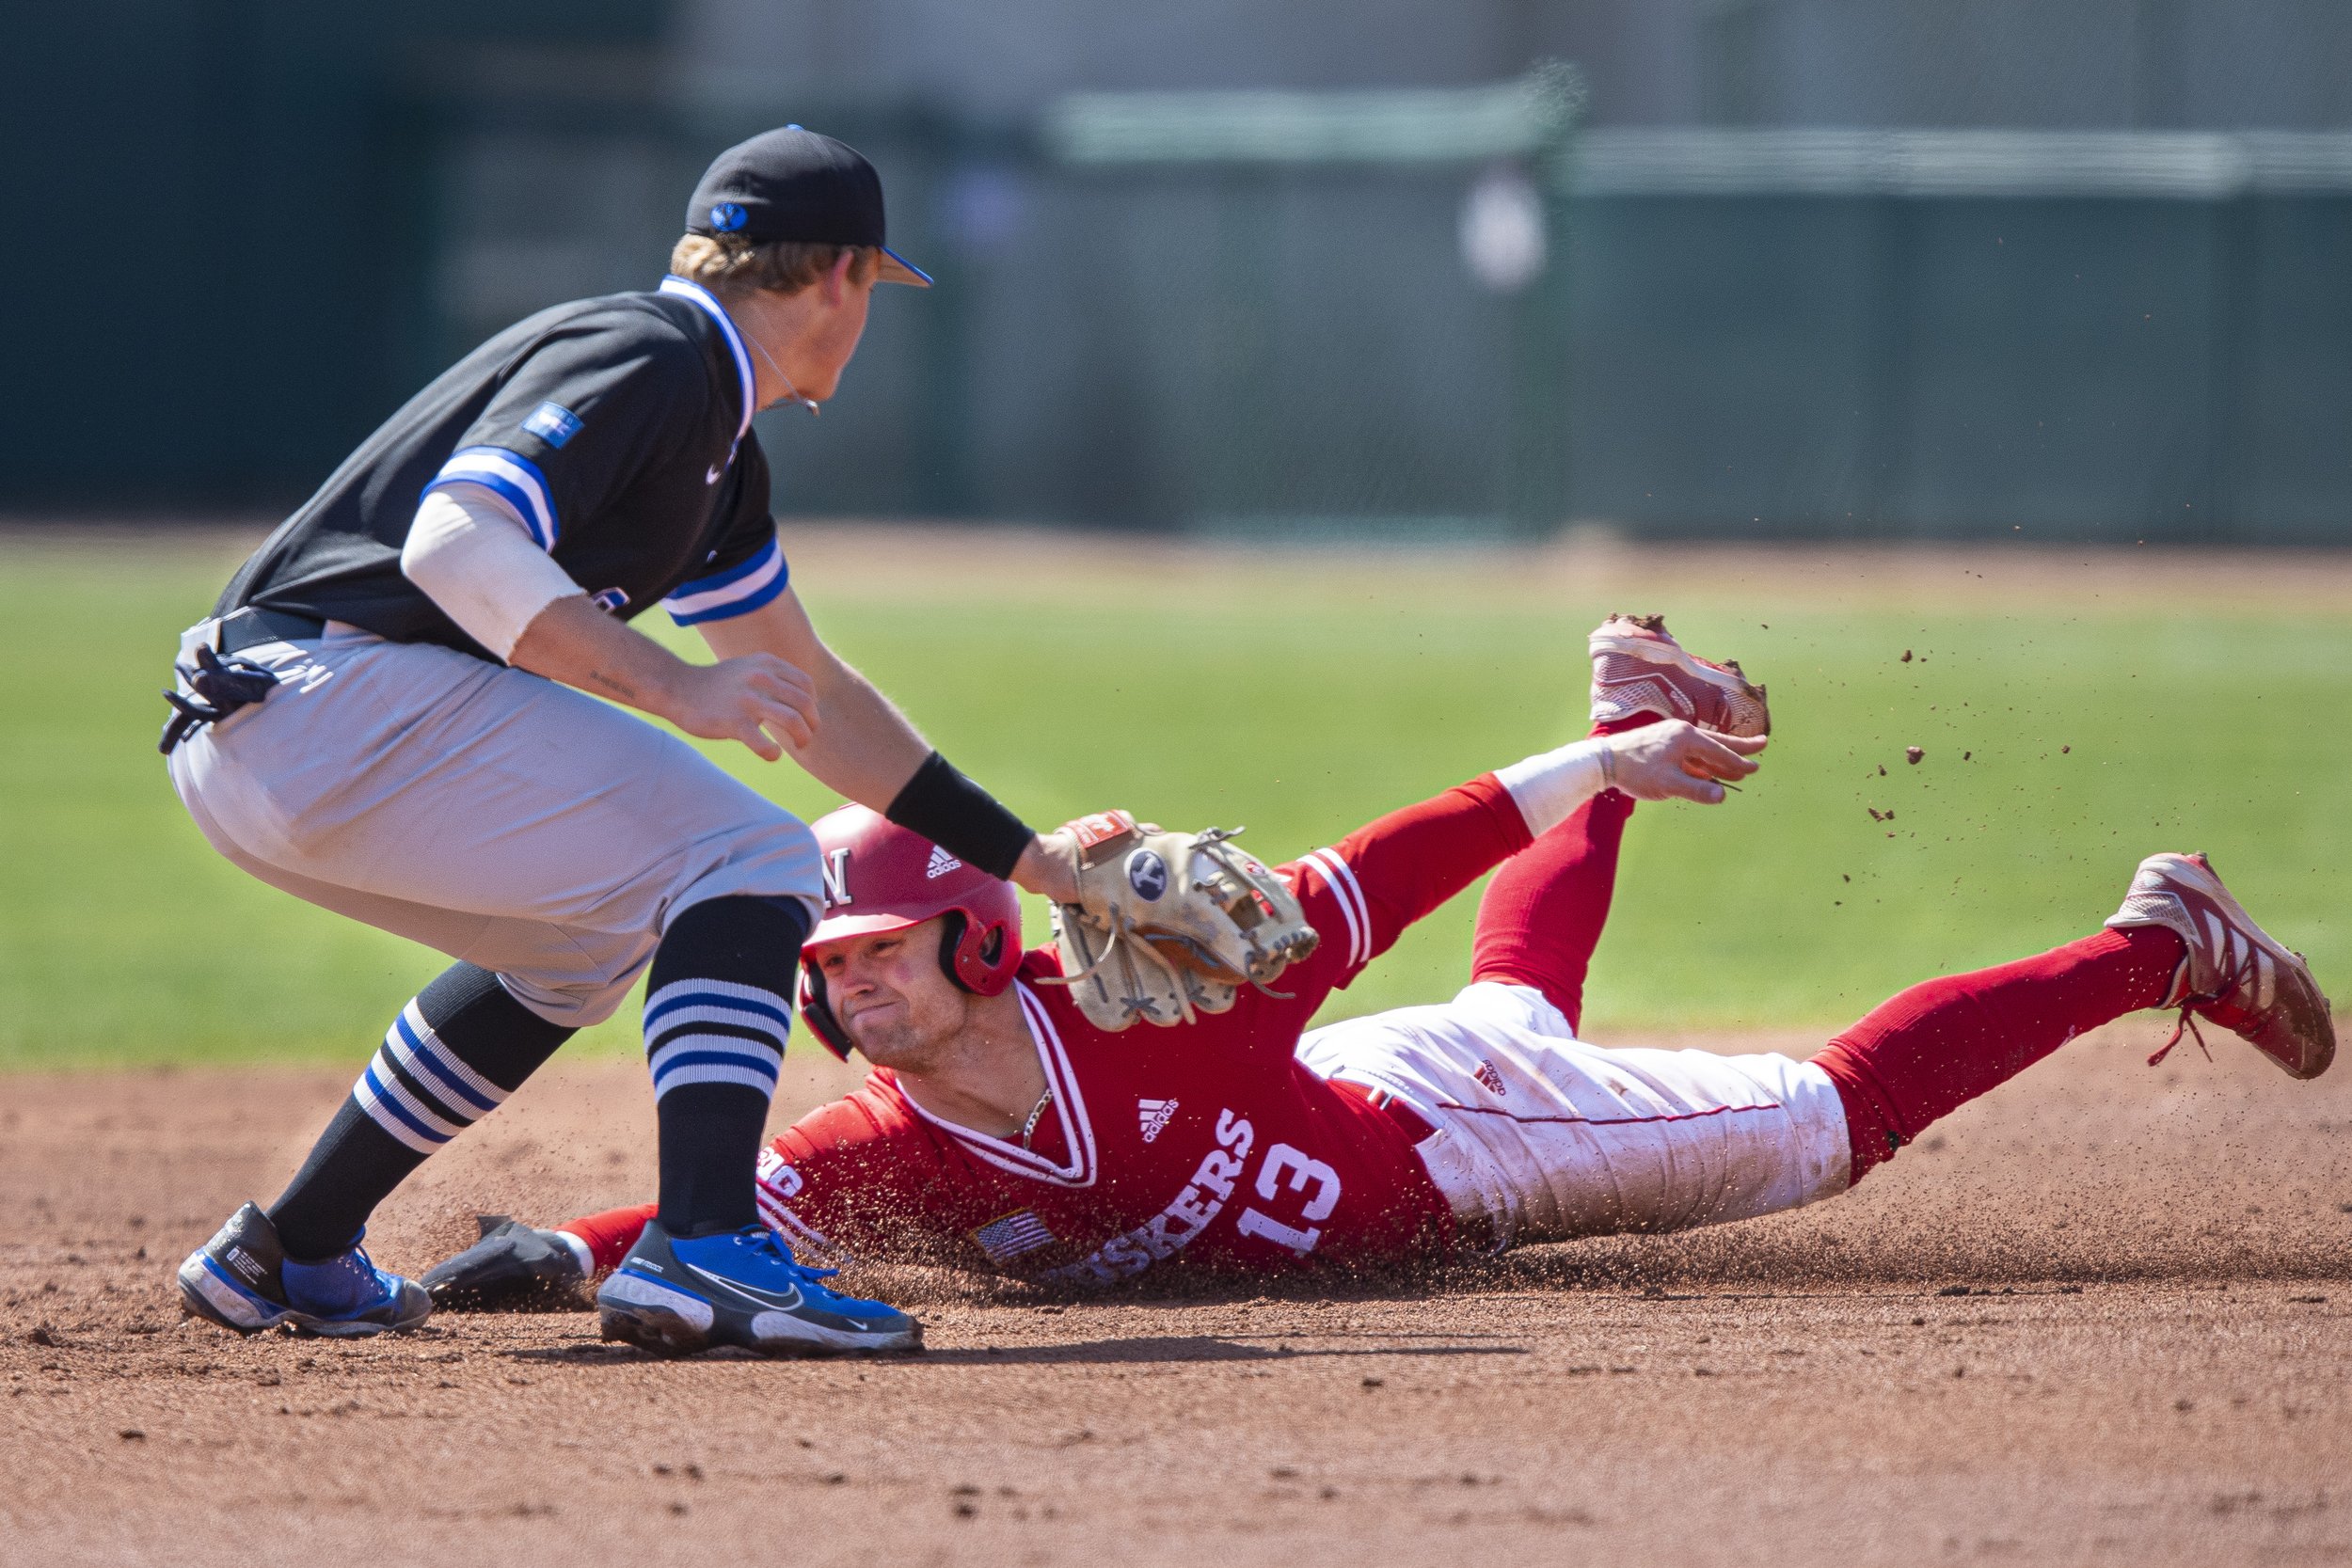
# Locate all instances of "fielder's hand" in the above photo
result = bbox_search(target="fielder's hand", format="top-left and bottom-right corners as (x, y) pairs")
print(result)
(1604, 721), (1767, 804)
(669, 653), (818, 760)
(1011, 828), (1085, 906)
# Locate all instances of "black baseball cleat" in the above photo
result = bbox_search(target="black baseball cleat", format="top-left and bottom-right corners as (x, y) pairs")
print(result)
(421, 1216), (595, 1311)
(177, 1202), (432, 1338)
(596, 1220), (923, 1357)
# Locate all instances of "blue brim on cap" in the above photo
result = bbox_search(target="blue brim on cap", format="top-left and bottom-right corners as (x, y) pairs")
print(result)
(879, 246), (932, 287)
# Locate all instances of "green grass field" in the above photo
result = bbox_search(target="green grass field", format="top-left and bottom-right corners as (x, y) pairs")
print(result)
(4, 530), (2345, 1070)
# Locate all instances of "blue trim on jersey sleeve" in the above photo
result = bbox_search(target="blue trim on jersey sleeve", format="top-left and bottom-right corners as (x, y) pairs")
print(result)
(664, 536), (789, 626)
(423, 446), (560, 549)
(674, 539), (780, 595)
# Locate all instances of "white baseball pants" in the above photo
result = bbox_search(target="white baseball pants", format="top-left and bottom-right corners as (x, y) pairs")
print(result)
(1298, 982), (1852, 1250)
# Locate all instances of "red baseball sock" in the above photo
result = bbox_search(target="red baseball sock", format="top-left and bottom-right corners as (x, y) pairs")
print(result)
(1469, 718), (1652, 1033)
(560, 1201), (657, 1275)
(1813, 925), (2185, 1185)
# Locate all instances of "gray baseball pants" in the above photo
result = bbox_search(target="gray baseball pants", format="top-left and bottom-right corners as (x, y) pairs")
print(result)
(167, 620), (824, 1027)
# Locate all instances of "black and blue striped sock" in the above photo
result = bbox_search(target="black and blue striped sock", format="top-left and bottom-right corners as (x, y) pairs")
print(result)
(267, 963), (574, 1260)
(644, 895), (811, 1239)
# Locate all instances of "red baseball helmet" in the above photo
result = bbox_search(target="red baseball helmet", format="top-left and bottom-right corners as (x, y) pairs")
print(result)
(796, 804), (1024, 1059)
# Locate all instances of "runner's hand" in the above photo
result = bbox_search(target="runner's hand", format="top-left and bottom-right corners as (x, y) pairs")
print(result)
(1604, 721), (1767, 804)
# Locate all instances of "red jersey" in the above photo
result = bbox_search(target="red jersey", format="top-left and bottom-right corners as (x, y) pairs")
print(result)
(583, 776), (1534, 1287)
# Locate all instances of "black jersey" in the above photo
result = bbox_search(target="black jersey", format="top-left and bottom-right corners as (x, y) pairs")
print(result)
(216, 277), (791, 658)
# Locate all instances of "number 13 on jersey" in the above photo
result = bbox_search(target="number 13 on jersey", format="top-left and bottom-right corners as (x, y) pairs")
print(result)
(1234, 1142), (1343, 1255)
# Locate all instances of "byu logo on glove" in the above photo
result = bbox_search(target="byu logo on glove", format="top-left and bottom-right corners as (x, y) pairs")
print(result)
(1125, 848), (1168, 901)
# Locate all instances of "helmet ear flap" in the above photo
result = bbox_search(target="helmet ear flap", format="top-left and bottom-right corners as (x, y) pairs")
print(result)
(941, 911), (1016, 995)
(938, 911), (980, 994)
(796, 963), (854, 1061)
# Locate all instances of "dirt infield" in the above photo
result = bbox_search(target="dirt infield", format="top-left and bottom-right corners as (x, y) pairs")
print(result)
(5, 1023), (2346, 1566)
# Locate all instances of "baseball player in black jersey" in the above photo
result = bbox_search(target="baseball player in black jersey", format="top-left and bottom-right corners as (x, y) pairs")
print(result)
(167, 128), (1079, 1356)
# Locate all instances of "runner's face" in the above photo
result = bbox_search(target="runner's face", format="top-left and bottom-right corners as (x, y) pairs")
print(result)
(813, 919), (967, 1069)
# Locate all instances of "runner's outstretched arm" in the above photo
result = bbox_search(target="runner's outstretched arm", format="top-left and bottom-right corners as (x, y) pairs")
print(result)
(1247, 721), (1766, 1037)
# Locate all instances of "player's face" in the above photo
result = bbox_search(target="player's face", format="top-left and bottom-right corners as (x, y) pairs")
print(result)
(798, 258), (876, 401)
(812, 919), (969, 1069)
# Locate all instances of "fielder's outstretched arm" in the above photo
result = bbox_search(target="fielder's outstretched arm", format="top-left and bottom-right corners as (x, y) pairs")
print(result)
(407, 491), (1074, 898)
(693, 586), (933, 803)
(510, 592), (820, 753)
(405, 482), (828, 759)
(695, 584), (1079, 902)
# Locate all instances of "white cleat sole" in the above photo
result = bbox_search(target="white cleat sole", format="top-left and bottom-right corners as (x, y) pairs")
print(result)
(179, 1257), (282, 1334)
(744, 1309), (923, 1356)
(597, 1269), (719, 1354)
(596, 1270), (921, 1358)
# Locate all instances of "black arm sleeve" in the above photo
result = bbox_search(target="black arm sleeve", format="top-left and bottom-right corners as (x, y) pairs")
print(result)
(884, 752), (1035, 880)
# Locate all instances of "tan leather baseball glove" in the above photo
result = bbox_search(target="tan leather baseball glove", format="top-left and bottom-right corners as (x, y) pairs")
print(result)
(1041, 811), (1320, 1032)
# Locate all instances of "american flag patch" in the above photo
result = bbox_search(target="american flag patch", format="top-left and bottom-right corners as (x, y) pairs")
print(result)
(970, 1210), (1057, 1265)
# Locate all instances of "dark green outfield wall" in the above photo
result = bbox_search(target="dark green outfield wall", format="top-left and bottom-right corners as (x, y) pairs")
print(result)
(0, 3), (665, 513)
(1562, 193), (2352, 541)
(1, 27), (2344, 540)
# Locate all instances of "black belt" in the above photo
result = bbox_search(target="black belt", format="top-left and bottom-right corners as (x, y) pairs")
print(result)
(158, 607), (326, 754)
(218, 605), (326, 654)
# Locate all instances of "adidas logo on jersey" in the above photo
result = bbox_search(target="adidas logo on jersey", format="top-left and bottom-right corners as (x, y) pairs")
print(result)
(1137, 1098), (1179, 1143)
(1473, 1059), (1509, 1098)
(926, 846), (961, 879)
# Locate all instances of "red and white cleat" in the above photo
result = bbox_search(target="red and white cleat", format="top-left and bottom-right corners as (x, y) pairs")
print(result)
(2106, 851), (2335, 1079)
(1588, 613), (1771, 736)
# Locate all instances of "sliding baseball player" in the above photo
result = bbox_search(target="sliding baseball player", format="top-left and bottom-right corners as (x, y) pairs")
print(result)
(425, 616), (2330, 1319)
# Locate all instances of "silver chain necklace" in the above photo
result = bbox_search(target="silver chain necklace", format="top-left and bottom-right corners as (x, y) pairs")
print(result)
(746, 329), (820, 417)
(1016, 1085), (1056, 1150)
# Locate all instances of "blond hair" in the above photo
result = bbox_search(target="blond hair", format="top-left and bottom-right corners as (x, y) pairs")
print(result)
(667, 232), (880, 299)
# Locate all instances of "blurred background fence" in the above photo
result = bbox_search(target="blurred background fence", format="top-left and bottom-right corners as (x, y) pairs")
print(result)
(4, 1), (2348, 541)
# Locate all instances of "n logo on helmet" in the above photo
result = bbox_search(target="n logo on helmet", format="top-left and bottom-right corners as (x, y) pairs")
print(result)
(820, 847), (851, 910)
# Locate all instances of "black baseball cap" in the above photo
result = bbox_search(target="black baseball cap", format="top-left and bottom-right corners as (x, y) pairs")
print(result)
(686, 126), (930, 287)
